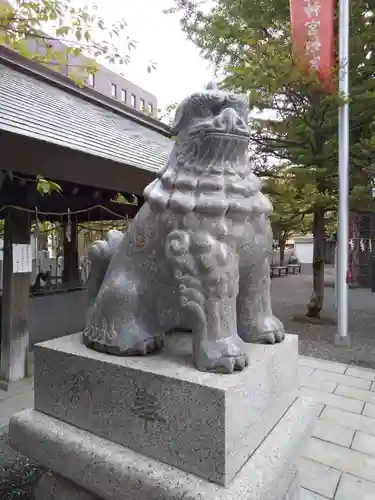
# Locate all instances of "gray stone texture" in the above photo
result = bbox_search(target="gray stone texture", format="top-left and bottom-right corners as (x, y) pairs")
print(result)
(34, 332), (298, 485)
(83, 83), (285, 373)
(10, 395), (318, 500)
(36, 470), (301, 500)
(36, 473), (101, 500)
(282, 474), (301, 500)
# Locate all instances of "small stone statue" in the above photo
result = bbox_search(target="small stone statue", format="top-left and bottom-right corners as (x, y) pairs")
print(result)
(83, 83), (285, 373)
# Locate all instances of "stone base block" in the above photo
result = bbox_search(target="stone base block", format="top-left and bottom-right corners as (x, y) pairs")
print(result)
(33, 332), (298, 485)
(35, 473), (101, 500)
(35, 470), (302, 500)
(10, 396), (319, 500)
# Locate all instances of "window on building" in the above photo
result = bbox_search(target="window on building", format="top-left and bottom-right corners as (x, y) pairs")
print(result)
(121, 89), (127, 103)
(140, 98), (145, 111)
(148, 103), (154, 115)
(88, 73), (95, 87)
(131, 94), (136, 108)
(111, 83), (117, 98)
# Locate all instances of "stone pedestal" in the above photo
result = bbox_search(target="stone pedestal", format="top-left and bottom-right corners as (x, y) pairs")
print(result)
(9, 332), (318, 500)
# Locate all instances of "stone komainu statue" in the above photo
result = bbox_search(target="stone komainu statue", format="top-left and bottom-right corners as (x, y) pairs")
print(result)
(83, 84), (285, 373)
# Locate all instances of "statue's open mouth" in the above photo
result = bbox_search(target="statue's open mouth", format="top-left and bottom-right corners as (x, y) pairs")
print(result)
(189, 129), (250, 140)
(187, 108), (250, 139)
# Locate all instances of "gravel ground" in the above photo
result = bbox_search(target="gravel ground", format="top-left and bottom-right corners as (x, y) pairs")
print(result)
(2, 266), (375, 498)
(0, 434), (44, 500)
(271, 267), (375, 368)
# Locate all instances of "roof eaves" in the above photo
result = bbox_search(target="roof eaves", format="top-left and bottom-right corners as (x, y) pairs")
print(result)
(0, 45), (172, 138)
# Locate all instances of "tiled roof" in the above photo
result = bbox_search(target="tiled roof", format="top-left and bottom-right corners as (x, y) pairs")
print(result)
(0, 63), (173, 173)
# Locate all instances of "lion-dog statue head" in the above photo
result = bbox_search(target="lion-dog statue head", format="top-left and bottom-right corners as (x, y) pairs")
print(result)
(144, 82), (272, 224)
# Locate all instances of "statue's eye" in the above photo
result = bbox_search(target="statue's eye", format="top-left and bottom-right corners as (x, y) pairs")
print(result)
(211, 102), (222, 115)
(210, 96), (227, 115)
(190, 96), (213, 117)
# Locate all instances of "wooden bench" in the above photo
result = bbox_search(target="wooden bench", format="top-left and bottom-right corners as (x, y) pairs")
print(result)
(270, 266), (288, 278)
(287, 263), (301, 274)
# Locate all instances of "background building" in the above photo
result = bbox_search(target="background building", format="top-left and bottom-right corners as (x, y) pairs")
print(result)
(23, 36), (158, 115)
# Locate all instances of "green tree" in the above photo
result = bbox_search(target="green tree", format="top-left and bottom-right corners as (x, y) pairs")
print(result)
(170, 0), (375, 318)
(265, 168), (313, 264)
(0, 0), (139, 81)
(0, 0), (155, 195)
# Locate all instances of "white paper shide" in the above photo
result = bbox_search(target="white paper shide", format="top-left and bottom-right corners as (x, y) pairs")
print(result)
(12, 244), (32, 273)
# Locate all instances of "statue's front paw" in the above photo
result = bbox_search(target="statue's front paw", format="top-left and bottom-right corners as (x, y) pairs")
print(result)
(84, 334), (165, 355)
(241, 314), (285, 344)
(195, 336), (249, 373)
(83, 319), (165, 356)
(258, 328), (285, 344)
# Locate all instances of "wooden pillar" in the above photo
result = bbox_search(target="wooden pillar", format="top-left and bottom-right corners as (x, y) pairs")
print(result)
(137, 195), (145, 211)
(0, 208), (31, 382)
(62, 220), (79, 286)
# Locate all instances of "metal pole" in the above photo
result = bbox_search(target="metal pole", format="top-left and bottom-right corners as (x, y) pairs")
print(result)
(334, 244), (338, 310)
(335, 0), (350, 345)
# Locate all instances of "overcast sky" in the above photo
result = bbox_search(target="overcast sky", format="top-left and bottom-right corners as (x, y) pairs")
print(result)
(92, 0), (214, 111)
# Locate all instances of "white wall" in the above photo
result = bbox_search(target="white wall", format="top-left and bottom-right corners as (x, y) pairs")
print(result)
(294, 240), (314, 264)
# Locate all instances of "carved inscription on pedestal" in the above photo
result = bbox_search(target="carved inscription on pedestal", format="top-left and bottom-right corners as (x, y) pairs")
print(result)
(131, 387), (166, 431)
(68, 370), (92, 404)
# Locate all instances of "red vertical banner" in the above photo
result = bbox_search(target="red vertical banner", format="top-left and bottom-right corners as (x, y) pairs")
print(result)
(289, 0), (335, 90)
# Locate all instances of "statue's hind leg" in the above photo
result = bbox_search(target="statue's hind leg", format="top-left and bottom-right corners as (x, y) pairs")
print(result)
(86, 230), (124, 308)
(83, 270), (165, 355)
(237, 256), (285, 344)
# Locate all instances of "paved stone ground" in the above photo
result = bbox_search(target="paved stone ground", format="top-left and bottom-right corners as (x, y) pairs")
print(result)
(3, 358), (375, 499)
(0, 378), (44, 500)
(2, 270), (375, 499)
(271, 267), (375, 368)
(0, 434), (44, 500)
(299, 356), (375, 499)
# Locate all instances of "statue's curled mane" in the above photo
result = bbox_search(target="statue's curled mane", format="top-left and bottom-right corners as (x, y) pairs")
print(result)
(144, 139), (273, 219)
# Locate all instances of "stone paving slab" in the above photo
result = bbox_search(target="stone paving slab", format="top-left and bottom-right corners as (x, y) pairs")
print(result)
(299, 357), (347, 374)
(345, 367), (375, 381)
(311, 420), (354, 448)
(335, 384), (375, 404)
(351, 431), (375, 457)
(303, 437), (375, 483)
(0, 377), (34, 401)
(298, 457), (340, 498)
(335, 473), (375, 499)
(320, 406), (375, 435)
(298, 357), (375, 499)
(299, 387), (365, 413)
(3, 356), (375, 499)
(308, 370), (372, 390)
(363, 402), (375, 418)
(301, 489), (330, 500)
(0, 389), (34, 428)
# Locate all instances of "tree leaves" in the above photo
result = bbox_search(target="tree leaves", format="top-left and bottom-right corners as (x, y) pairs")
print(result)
(0, 0), (152, 85)
(170, 0), (375, 218)
(36, 176), (62, 196)
(169, 0), (375, 312)
(0, 0), (158, 196)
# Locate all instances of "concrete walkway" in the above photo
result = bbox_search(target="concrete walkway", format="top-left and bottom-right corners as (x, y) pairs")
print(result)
(2, 356), (375, 499)
(299, 356), (375, 499)
(0, 377), (34, 431)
